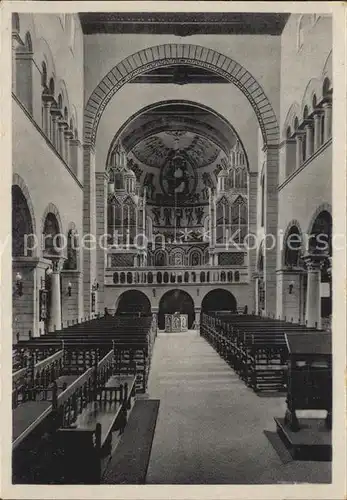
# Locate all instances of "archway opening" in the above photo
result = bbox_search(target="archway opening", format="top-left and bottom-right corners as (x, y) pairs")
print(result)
(115, 290), (151, 316)
(12, 185), (34, 257)
(201, 288), (237, 314)
(158, 289), (195, 329)
(309, 210), (332, 320)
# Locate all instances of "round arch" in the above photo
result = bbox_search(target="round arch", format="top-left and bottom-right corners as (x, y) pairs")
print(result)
(115, 290), (152, 316)
(84, 44), (279, 147)
(106, 100), (250, 171)
(201, 288), (237, 314)
(282, 219), (303, 268)
(12, 185), (34, 257)
(158, 289), (195, 329)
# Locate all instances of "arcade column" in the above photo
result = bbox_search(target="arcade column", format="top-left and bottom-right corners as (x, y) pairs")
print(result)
(303, 254), (325, 329)
(194, 307), (201, 331)
(48, 258), (63, 332)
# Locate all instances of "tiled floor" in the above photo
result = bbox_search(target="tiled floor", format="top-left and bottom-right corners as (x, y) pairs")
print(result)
(145, 330), (331, 484)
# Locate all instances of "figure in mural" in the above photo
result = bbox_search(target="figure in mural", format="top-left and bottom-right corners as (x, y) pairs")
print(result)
(143, 172), (156, 200)
(185, 207), (194, 226)
(175, 208), (183, 228)
(163, 207), (172, 226)
(161, 154), (195, 199)
(202, 172), (214, 200)
(152, 207), (162, 226)
(195, 206), (205, 225)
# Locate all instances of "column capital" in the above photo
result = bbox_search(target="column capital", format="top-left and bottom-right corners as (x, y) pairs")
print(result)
(303, 119), (314, 129)
(303, 253), (326, 271)
(321, 98), (332, 109)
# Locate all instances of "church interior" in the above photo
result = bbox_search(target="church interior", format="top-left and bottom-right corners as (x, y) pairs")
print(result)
(10, 11), (334, 486)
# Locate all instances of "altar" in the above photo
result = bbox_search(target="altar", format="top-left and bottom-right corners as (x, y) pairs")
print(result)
(165, 312), (188, 333)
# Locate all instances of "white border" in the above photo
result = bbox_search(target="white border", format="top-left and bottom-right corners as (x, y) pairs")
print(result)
(0, 2), (346, 499)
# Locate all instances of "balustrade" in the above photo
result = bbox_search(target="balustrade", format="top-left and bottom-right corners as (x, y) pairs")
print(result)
(106, 267), (248, 286)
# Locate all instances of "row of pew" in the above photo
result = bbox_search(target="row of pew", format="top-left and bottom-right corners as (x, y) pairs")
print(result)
(12, 314), (157, 483)
(200, 313), (321, 392)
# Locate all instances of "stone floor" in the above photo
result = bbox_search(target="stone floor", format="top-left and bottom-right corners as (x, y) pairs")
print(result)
(145, 330), (331, 484)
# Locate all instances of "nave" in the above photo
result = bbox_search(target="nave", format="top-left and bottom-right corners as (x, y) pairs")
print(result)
(145, 329), (331, 484)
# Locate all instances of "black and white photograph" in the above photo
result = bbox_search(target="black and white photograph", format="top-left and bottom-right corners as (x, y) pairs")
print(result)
(1, 2), (346, 499)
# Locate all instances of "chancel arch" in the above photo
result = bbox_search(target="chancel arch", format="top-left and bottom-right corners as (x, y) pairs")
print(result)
(201, 288), (237, 314)
(115, 290), (152, 316)
(158, 289), (195, 329)
(84, 44), (279, 148)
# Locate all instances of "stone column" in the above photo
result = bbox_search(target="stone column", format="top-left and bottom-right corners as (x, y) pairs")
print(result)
(57, 121), (66, 158)
(83, 144), (97, 316)
(263, 145), (279, 317)
(64, 129), (73, 167)
(48, 259), (63, 332)
(304, 255), (324, 329)
(194, 307), (201, 332)
(313, 110), (322, 151)
(254, 275), (259, 315)
(322, 101), (332, 142)
(50, 105), (61, 149)
(69, 138), (80, 178)
(304, 121), (314, 159)
(276, 269), (303, 322)
(295, 132), (304, 170)
(41, 100), (52, 136)
(248, 172), (257, 312)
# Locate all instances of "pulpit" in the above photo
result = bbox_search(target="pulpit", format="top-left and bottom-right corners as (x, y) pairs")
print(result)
(274, 332), (332, 460)
(165, 312), (188, 332)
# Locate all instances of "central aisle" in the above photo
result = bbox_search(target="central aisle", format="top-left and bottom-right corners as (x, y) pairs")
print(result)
(145, 330), (331, 484)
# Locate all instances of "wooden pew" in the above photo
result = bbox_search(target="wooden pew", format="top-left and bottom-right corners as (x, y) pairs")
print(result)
(52, 350), (136, 484)
(200, 313), (321, 393)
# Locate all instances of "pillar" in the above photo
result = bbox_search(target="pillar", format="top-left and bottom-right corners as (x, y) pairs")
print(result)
(48, 259), (63, 332)
(64, 129), (73, 167)
(70, 138), (81, 179)
(304, 255), (324, 329)
(263, 145), (279, 317)
(50, 107), (60, 148)
(83, 144), (97, 316)
(295, 132), (303, 169)
(12, 32), (24, 93)
(276, 270), (303, 322)
(42, 100), (52, 136)
(322, 101), (332, 142)
(57, 121), (66, 158)
(248, 173), (257, 312)
(95, 171), (109, 312)
(194, 307), (201, 331)
(304, 121), (314, 159)
(313, 111), (322, 151)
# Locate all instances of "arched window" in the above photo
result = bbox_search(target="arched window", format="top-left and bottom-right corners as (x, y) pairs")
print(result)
(148, 272), (153, 284)
(284, 226), (302, 268)
(49, 78), (55, 97)
(127, 272), (132, 284)
(200, 271), (205, 283)
(286, 126), (292, 139)
(64, 229), (78, 270)
(235, 271), (240, 283)
(12, 13), (20, 31)
(120, 272), (125, 284)
(323, 77), (331, 97)
(294, 117), (299, 131)
(64, 106), (68, 121)
(312, 94), (317, 110)
(227, 271), (233, 282)
(58, 94), (63, 110)
(221, 271), (226, 282)
(184, 271), (189, 283)
(113, 272), (119, 284)
(157, 272), (162, 284)
(163, 272), (169, 284)
(25, 32), (32, 52)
